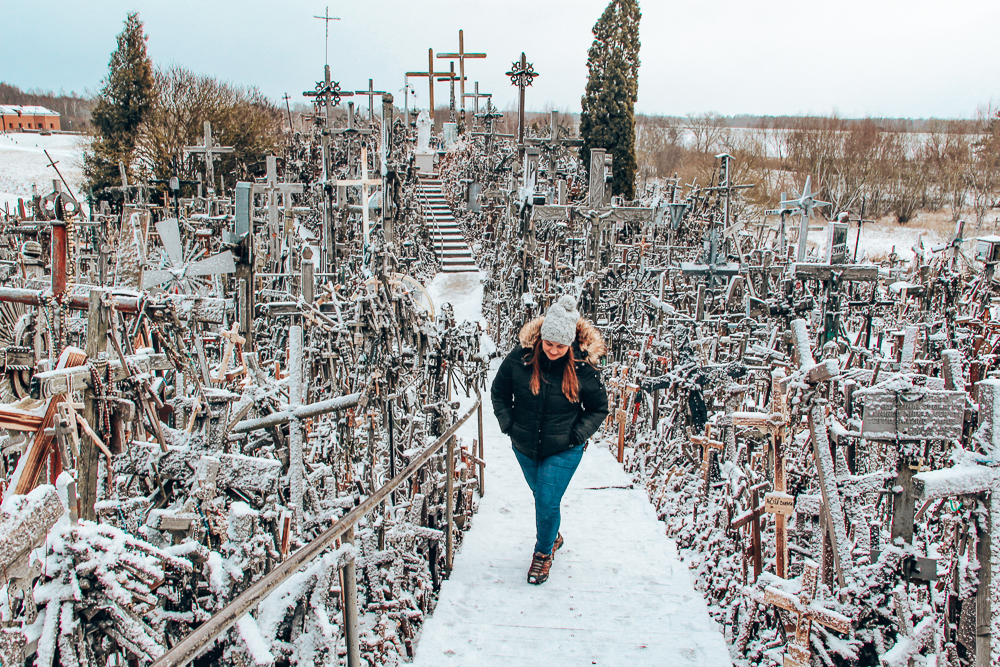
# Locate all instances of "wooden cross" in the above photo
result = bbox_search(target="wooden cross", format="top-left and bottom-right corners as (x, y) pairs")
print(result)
(435, 62), (462, 123)
(213, 322), (245, 383)
(763, 560), (852, 667)
(354, 79), (387, 122)
(731, 484), (765, 583)
(463, 81), (491, 119)
(337, 146), (381, 251)
(437, 29), (486, 113)
(879, 587), (934, 667)
(406, 49), (454, 123)
(690, 424), (724, 497)
(182, 120), (234, 195)
(791, 318), (854, 589)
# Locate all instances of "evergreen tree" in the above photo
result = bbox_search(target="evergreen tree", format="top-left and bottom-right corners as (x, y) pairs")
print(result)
(579, 0), (641, 200)
(84, 12), (154, 195)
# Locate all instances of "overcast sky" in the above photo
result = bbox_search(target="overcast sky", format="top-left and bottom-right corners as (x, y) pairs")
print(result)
(3, 0), (999, 119)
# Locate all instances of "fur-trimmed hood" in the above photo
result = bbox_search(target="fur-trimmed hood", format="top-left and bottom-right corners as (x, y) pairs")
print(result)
(518, 317), (607, 365)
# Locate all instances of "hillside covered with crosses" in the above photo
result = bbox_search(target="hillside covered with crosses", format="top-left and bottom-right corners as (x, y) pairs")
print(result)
(3, 3), (1000, 667)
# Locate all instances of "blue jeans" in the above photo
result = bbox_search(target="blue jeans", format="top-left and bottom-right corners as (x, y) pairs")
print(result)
(513, 445), (585, 555)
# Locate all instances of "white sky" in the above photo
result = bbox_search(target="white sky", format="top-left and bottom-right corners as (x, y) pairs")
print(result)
(3, 0), (999, 119)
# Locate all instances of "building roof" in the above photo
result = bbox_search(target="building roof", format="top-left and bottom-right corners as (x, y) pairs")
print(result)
(0, 105), (61, 117)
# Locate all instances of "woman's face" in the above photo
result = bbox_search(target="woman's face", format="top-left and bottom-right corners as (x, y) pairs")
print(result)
(542, 340), (570, 360)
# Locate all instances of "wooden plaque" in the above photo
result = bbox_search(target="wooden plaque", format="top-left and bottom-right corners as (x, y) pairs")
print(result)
(861, 389), (964, 441)
(765, 492), (795, 516)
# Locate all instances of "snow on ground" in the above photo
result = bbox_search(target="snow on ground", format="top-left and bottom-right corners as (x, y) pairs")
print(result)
(412, 273), (731, 667)
(0, 132), (89, 215)
(426, 271), (485, 326)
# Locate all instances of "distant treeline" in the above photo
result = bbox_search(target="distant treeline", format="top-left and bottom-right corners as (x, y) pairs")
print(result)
(0, 82), (95, 131)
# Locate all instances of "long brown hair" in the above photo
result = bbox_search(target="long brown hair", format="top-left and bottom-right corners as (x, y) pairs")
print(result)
(529, 338), (580, 403)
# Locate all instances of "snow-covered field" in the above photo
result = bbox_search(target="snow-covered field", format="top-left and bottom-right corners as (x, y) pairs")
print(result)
(0, 132), (89, 215)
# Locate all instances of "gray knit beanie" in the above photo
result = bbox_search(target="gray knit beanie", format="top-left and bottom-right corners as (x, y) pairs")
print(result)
(539, 295), (580, 347)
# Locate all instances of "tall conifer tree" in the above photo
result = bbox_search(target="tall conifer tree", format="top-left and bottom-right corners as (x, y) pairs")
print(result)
(579, 0), (641, 200)
(84, 12), (154, 194)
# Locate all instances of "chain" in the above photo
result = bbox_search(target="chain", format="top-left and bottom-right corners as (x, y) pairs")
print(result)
(89, 360), (112, 435)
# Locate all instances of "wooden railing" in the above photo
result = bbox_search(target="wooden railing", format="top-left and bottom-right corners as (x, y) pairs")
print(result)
(150, 393), (484, 667)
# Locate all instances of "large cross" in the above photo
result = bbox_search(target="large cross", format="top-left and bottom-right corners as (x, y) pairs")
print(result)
(436, 62), (462, 123)
(337, 146), (381, 251)
(183, 120), (234, 196)
(436, 29), (486, 113)
(354, 79), (387, 122)
(507, 52), (539, 161)
(406, 49), (453, 123)
(252, 156), (304, 261)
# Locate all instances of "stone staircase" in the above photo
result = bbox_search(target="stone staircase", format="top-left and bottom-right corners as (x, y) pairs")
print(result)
(417, 177), (477, 273)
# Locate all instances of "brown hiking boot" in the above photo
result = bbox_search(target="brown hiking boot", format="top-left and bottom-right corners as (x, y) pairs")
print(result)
(553, 532), (564, 555)
(527, 551), (553, 585)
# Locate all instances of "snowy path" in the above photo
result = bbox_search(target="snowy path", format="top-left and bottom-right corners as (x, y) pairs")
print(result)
(415, 273), (731, 667)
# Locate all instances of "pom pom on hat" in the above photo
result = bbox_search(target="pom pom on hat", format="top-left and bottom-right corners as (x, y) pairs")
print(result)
(539, 295), (580, 347)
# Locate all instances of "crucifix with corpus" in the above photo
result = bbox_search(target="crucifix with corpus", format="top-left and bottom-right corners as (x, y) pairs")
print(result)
(406, 49), (454, 124)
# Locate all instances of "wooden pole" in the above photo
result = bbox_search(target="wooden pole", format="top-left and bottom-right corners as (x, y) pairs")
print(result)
(341, 525), (361, 667)
(446, 434), (455, 572)
(80, 289), (108, 521)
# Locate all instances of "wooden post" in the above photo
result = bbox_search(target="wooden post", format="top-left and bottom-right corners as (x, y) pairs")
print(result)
(976, 494), (992, 667)
(80, 289), (108, 521)
(341, 525), (361, 667)
(477, 400), (485, 496)
(446, 434), (455, 572)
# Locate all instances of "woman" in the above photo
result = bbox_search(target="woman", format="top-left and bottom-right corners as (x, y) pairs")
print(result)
(491, 295), (609, 584)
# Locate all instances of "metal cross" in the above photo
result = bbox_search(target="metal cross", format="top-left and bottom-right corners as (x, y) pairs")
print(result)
(304, 65), (353, 123)
(436, 30), (486, 112)
(313, 6), (341, 65)
(780, 176), (831, 262)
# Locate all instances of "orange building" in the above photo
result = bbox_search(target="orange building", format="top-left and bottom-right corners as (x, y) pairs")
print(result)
(1, 105), (61, 132)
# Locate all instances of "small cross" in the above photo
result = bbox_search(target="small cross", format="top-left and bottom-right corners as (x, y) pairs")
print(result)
(354, 79), (387, 122)
(763, 561), (852, 667)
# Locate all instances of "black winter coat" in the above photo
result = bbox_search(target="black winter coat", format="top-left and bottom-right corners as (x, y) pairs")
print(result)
(491, 343), (609, 461)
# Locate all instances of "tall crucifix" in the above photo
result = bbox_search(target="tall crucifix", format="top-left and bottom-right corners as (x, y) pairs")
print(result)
(354, 79), (387, 122)
(507, 52), (539, 161)
(406, 49), (453, 123)
(437, 30), (486, 113)
(183, 120), (234, 196)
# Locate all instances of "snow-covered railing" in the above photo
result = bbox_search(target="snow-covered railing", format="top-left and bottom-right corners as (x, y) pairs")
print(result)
(150, 392), (483, 667)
